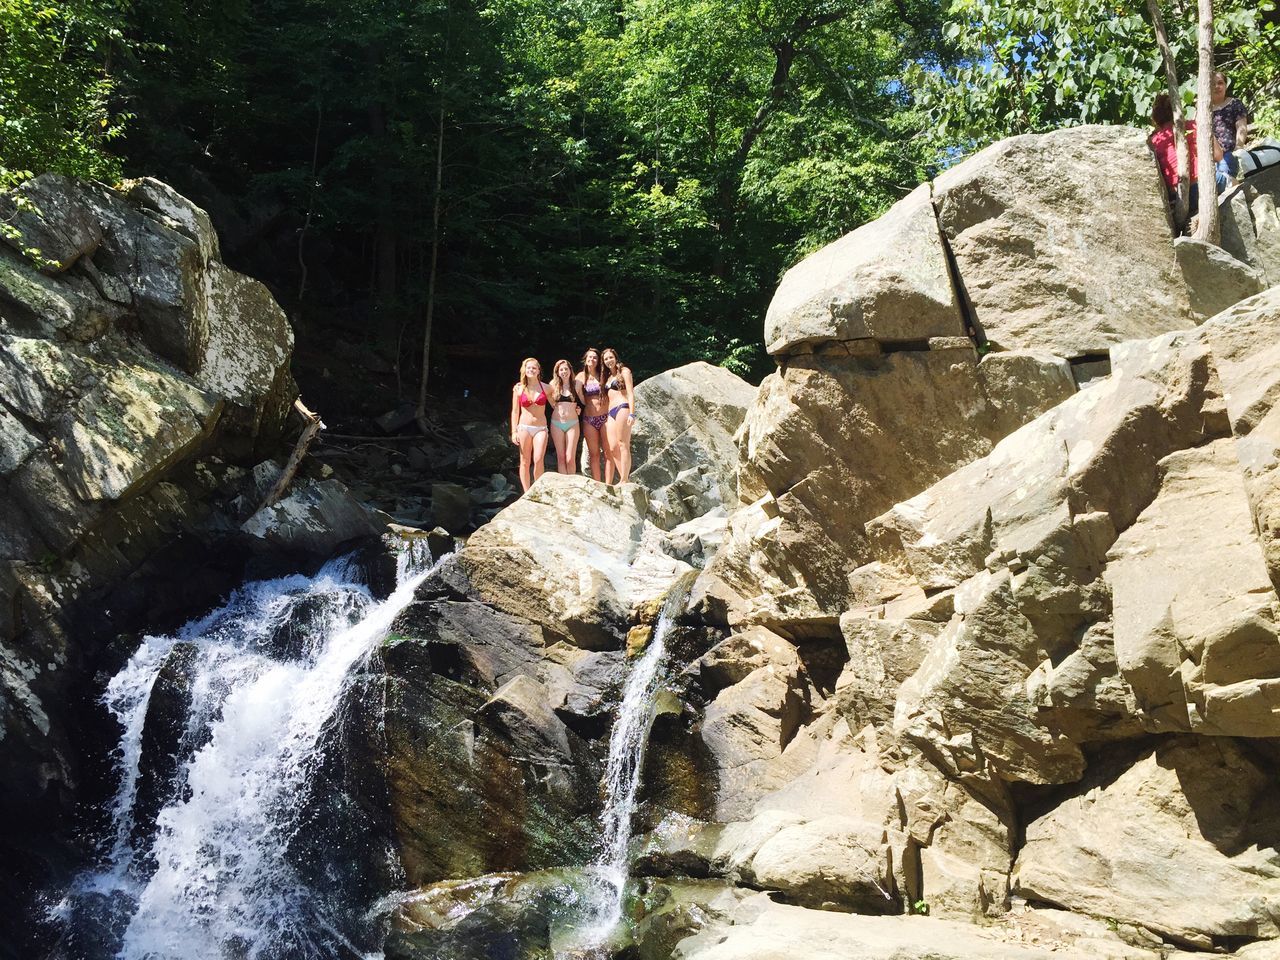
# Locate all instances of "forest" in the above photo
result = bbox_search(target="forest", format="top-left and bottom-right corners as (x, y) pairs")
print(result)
(2, 0), (1278, 393)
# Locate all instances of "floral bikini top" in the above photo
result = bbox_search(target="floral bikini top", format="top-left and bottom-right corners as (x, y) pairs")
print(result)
(583, 378), (602, 397)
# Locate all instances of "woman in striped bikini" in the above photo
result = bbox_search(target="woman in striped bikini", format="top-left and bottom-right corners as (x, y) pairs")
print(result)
(510, 357), (552, 492)
(576, 347), (612, 483)
(548, 358), (582, 475)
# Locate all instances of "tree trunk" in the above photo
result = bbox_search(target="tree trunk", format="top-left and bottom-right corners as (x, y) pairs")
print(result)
(415, 101), (445, 434)
(1147, 0), (1190, 227)
(1194, 0), (1219, 243)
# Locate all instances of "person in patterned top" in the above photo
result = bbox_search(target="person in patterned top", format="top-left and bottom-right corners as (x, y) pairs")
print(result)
(1211, 71), (1251, 184)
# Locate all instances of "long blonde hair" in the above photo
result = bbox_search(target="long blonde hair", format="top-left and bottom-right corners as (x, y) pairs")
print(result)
(516, 357), (542, 394)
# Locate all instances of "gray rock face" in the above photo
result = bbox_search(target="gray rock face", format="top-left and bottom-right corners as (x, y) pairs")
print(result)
(1015, 738), (1280, 949)
(0, 174), (103, 273)
(1174, 236), (1267, 321)
(0, 174), (299, 926)
(631, 361), (755, 529)
(935, 125), (1195, 356)
(1221, 165), (1280, 284)
(241, 479), (388, 555)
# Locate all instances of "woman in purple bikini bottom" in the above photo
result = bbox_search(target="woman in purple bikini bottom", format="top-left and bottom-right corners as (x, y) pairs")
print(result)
(577, 346), (611, 482)
(601, 346), (636, 484)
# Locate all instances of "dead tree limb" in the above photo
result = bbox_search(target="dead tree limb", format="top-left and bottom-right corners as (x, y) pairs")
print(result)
(262, 399), (325, 508)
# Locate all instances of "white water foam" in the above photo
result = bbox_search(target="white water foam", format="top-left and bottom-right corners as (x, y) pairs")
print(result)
(62, 543), (437, 960)
(572, 589), (685, 951)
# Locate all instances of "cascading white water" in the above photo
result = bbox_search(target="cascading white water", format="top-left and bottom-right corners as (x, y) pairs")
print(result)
(573, 583), (689, 951)
(58, 541), (438, 960)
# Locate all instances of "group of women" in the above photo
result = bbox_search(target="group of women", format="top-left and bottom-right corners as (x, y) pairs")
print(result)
(509, 347), (637, 491)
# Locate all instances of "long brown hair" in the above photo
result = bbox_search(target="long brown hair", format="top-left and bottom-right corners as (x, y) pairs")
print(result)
(601, 346), (627, 386)
(580, 346), (602, 382)
(551, 359), (575, 398)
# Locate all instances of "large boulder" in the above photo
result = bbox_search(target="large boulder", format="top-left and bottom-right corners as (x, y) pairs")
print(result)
(241, 478), (388, 556)
(379, 599), (603, 885)
(763, 184), (965, 357)
(933, 125), (1195, 356)
(707, 345), (1076, 628)
(1173, 236), (1266, 321)
(454, 474), (693, 650)
(1221, 165), (1280, 284)
(868, 324), (1221, 786)
(1106, 439), (1280, 737)
(1014, 738), (1280, 949)
(0, 175), (300, 946)
(630, 361), (756, 530)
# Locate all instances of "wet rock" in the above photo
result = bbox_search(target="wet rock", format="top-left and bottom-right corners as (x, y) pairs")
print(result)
(386, 872), (593, 960)
(241, 478), (388, 557)
(134, 641), (201, 842)
(345, 536), (401, 599)
(265, 590), (365, 660)
(380, 598), (603, 884)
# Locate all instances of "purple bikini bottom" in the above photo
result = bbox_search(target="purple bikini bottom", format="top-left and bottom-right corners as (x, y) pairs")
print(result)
(583, 413), (607, 430)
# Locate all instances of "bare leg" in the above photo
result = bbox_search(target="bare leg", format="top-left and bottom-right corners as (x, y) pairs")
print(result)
(614, 414), (633, 483)
(532, 429), (550, 484)
(517, 430), (533, 492)
(582, 422), (603, 480)
(564, 424), (580, 476)
(605, 414), (622, 485)
(551, 423), (569, 473)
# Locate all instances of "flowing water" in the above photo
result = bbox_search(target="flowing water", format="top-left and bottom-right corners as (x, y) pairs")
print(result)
(566, 578), (692, 954)
(55, 541), (438, 960)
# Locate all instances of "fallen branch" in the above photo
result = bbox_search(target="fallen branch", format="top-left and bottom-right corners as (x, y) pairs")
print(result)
(261, 398), (325, 508)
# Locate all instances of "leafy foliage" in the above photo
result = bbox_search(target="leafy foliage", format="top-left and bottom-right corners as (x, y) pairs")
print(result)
(0, 0), (130, 185)
(919, 0), (1278, 148)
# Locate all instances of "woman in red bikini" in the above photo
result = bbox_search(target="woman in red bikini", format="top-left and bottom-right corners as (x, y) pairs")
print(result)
(576, 347), (611, 482)
(601, 347), (636, 484)
(510, 357), (552, 492)
(548, 358), (582, 475)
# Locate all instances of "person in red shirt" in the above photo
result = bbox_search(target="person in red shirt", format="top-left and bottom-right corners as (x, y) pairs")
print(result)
(1149, 92), (1225, 228)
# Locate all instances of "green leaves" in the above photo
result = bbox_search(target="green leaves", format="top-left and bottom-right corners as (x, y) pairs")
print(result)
(920, 0), (1275, 147)
(0, 0), (130, 181)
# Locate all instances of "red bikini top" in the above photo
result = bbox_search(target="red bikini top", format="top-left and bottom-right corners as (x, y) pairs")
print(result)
(519, 388), (547, 408)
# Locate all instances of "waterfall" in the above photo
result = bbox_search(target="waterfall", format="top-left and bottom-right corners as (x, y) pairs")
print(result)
(56, 541), (438, 960)
(574, 577), (692, 951)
